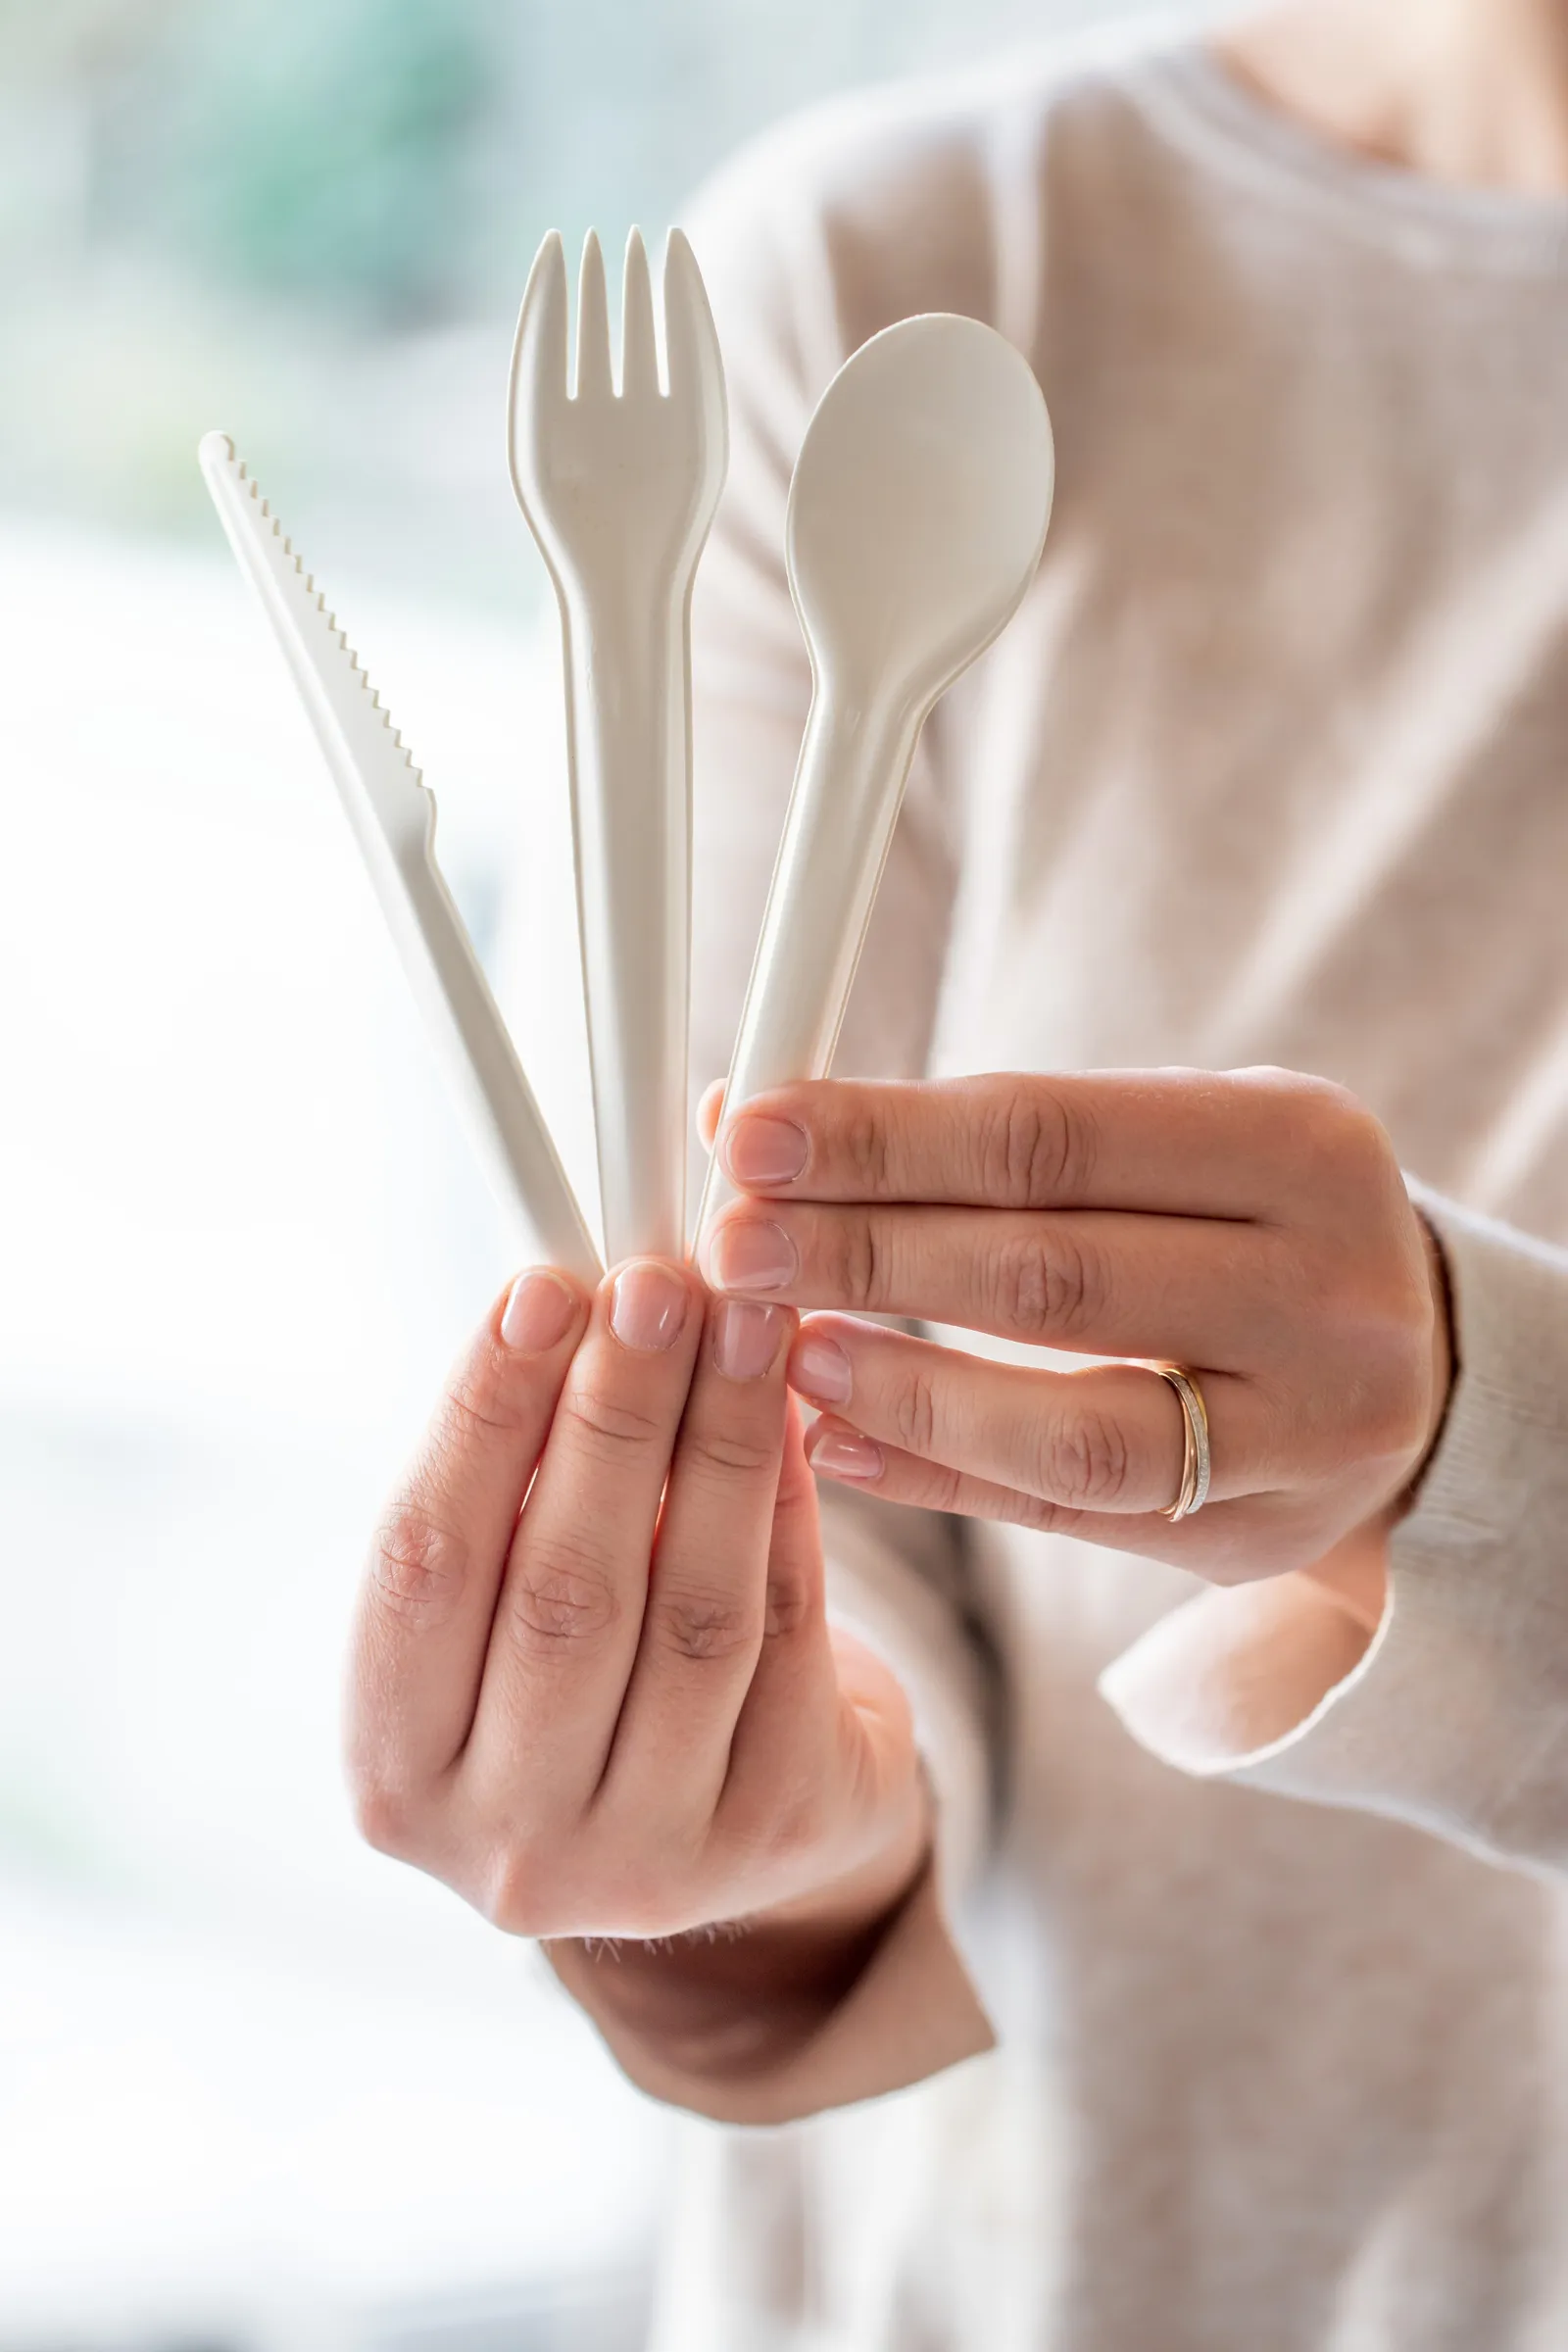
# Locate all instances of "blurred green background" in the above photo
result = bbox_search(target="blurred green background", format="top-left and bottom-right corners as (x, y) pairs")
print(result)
(0, 0), (1136, 600)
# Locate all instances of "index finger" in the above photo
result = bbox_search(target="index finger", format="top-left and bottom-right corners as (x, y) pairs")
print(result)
(348, 1268), (591, 1806)
(717, 1069), (1349, 1221)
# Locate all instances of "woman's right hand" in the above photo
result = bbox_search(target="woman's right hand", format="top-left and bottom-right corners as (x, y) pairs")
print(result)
(344, 1257), (927, 1990)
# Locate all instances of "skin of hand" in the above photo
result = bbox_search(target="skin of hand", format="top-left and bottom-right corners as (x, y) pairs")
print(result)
(344, 1259), (931, 2067)
(700, 1067), (1454, 1603)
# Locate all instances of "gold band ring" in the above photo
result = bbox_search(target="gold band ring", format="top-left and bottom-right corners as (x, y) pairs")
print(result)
(1148, 1363), (1212, 1521)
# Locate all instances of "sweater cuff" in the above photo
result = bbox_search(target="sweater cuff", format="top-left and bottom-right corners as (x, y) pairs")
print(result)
(1101, 1188), (1568, 1878)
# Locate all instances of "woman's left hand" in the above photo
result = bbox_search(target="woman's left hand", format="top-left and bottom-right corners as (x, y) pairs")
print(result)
(700, 1068), (1452, 1590)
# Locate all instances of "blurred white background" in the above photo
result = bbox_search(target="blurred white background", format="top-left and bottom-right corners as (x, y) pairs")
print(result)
(1, 1), (1194, 2343)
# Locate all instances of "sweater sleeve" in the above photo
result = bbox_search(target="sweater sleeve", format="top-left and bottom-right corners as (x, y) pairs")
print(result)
(545, 135), (1003, 2120)
(1102, 1189), (1568, 1880)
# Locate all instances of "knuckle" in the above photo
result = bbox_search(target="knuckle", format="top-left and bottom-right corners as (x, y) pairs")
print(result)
(988, 1227), (1103, 1341)
(482, 1844), (558, 1938)
(986, 1235), (1054, 1335)
(654, 1586), (759, 1664)
(978, 1082), (1091, 1207)
(766, 1467), (827, 1599)
(493, 1838), (673, 1941)
(1035, 1405), (1132, 1509)
(828, 1212), (884, 1312)
(348, 1776), (417, 1859)
(1293, 1070), (1365, 1125)
(771, 1465), (816, 1534)
(721, 1767), (824, 1870)
(1313, 1090), (1387, 1173)
(838, 1100), (893, 1193)
(444, 1347), (540, 1447)
(503, 1536), (621, 1650)
(682, 1423), (779, 1482)
(1261, 1071), (1392, 1190)
(1245, 1062), (1344, 1109)
(1006, 1490), (1075, 1536)
(368, 1502), (470, 1630)
(913, 1456), (967, 1515)
(891, 1365), (939, 1456)
(565, 1382), (668, 1459)
(762, 1566), (813, 1642)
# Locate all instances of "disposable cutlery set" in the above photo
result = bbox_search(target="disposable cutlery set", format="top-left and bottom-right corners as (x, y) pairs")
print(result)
(202, 229), (1054, 1281)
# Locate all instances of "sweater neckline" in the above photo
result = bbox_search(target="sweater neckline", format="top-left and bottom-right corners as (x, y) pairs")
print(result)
(1134, 41), (1568, 273)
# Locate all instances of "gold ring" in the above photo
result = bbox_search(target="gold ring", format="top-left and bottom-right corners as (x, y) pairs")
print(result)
(1148, 1363), (1211, 1521)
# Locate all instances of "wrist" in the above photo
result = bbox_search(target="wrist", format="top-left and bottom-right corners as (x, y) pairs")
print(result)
(545, 1770), (934, 2081)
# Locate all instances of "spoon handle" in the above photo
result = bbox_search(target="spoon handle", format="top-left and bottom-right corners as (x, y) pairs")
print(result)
(694, 686), (922, 1249)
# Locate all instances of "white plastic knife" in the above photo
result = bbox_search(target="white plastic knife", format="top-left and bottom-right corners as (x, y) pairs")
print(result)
(199, 430), (601, 1286)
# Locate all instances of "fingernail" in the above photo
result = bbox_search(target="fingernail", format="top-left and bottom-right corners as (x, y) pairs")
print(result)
(724, 1113), (808, 1188)
(712, 1298), (785, 1382)
(792, 1330), (852, 1406)
(705, 1217), (799, 1295)
(610, 1261), (690, 1352)
(808, 1426), (884, 1482)
(501, 1269), (576, 1353)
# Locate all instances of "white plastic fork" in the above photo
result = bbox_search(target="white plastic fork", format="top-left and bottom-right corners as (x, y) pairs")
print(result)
(508, 227), (728, 1267)
(199, 431), (602, 1287)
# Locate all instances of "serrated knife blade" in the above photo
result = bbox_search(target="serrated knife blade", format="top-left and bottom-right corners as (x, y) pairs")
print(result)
(199, 430), (601, 1285)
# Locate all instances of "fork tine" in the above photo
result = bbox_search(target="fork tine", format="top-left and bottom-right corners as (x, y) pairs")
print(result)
(575, 230), (614, 402)
(662, 227), (724, 415)
(508, 230), (569, 490)
(621, 228), (659, 399)
(512, 229), (569, 395)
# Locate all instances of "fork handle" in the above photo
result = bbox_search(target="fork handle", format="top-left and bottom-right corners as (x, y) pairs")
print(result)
(563, 580), (693, 1266)
(693, 685), (922, 1252)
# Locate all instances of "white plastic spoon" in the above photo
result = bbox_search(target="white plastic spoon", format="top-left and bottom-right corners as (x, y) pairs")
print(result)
(694, 313), (1054, 1250)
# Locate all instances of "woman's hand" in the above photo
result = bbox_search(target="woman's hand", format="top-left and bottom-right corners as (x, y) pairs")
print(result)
(701, 1069), (1452, 1590)
(345, 1261), (927, 1978)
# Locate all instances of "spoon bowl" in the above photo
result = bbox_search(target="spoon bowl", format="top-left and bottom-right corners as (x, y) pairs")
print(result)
(788, 312), (1055, 715)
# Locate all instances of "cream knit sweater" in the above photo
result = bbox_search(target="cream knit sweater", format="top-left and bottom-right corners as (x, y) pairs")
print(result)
(568, 34), (1568, 2349)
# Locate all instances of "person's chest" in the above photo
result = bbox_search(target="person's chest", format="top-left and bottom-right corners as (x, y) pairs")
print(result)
(926, 236), (1568, 1243)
